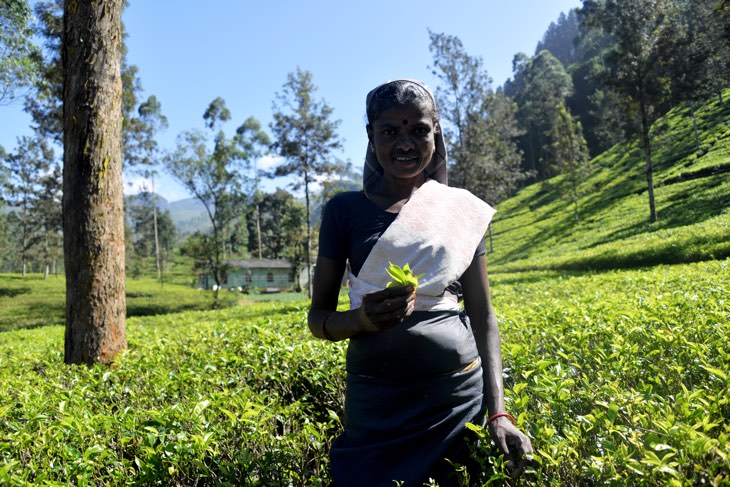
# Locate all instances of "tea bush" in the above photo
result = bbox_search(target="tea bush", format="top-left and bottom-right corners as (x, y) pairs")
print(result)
(1, 262), (727, 485)
(0, 301), (346, 486)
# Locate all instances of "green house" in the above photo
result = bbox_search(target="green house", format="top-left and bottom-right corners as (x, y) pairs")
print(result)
(198, 259), (294, 292)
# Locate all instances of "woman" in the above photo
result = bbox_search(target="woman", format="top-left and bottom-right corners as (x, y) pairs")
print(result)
(309, 79), (532, 486)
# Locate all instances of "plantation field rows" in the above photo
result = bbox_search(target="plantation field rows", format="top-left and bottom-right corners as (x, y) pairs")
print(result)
(489, 91), (730, 273)
(0, 274), (306, 332)
(1, 260), (727, 485)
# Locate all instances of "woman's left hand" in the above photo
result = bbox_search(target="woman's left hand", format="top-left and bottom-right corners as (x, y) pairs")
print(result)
(488, 417), (534, 478)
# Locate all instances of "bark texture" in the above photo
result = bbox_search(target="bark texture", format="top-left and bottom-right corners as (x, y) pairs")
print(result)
(63, 0), (126, 364)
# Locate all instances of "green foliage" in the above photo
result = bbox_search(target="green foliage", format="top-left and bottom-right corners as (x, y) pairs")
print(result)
(429, 31), (529, 203)
(0, 262), (727, 485)
(0, 0), (40, 104)
(166, 99), (268, 296)
(507, 49), (577, 181)
(535, 9), (580, 67)
(490, 89), (730, 272)
(0, 274), (240, 332)
(270, 68), (343, 296)
(0, 299), (344, 486)
(247, 189), (306, 263)
(385, 262), (423, 289)
(127, 191), (176, 260)
(0, 134), (60, 275)
(472, 260), (730, 485)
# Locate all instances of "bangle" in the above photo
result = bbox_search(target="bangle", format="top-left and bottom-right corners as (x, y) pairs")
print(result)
(487, 413), (515, 425)
(322, 312), (335, 341)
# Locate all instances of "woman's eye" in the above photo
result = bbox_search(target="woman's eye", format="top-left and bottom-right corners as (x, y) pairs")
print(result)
(415, 127), (429, 136)
(382, 129), (395, 136)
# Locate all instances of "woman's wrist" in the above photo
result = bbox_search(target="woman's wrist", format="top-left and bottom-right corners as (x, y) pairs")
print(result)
(321, 311), (336, 341)
(356, 306), (378, 333)
(487, 412), (515, 425)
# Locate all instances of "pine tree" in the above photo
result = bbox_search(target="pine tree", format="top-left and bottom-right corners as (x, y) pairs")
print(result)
(1, 135), (55, 276)
(270, 68), (342, 297)
(166, 99), (267, 302)
(429, 31), (529, 202)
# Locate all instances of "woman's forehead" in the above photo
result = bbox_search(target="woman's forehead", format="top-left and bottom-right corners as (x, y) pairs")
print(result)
(373, 100), (434, 124)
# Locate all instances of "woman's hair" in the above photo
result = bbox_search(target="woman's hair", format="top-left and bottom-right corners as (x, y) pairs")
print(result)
(365, 80), (439, 125)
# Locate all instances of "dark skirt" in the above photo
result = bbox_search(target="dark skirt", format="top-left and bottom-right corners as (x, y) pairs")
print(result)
(330, 311), (485, 486)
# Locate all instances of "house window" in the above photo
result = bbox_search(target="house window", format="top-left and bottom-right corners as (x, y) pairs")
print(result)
(245, 272), (252, 283)
(267, 272), (274, 283)
(288, 273), (294, 282)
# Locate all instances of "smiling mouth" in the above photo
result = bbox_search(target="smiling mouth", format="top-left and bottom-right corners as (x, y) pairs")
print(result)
(394, 154), (418, 163)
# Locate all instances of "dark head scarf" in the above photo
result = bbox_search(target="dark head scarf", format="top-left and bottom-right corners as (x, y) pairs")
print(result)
(363, 79), (448, 189)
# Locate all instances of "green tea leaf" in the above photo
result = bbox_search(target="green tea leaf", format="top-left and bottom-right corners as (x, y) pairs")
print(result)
(385, 262), (424, 289)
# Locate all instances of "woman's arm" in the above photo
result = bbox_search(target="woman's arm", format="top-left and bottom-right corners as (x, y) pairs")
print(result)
(461, 253), (533, 475)
(308, 256), (415, 341)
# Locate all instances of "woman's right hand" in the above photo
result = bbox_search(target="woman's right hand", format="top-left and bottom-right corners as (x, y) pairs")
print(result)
(357, 285), (415, 333)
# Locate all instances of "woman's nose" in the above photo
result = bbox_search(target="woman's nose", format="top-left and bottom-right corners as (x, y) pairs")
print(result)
(396, 133), (414, 150)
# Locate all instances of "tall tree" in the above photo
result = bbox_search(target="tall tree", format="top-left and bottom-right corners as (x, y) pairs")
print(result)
(125, 95), (168, 279)
(63, 0), (127, 364)
(1, 135), (55, 276)
(270, 68), (342, 297)
(580, 0), (676, 223)
(127, 190), (175, 271)
(551, 104), (591, 223)
(563, 21), (630, 156)
(238, 117), (270, 260)
(666, 0), (730, 150)
(0, 145), (8, 272)
(248, 189), (306, 261)
(506, 49), (576, 180)
(429, 31), (529, 202)
(166, 98), (266, 301)
(535, 9), (581, 67)
(36, 162), (63, 278)
(24, 0), (64, 141)
(0, 0), (40, 104)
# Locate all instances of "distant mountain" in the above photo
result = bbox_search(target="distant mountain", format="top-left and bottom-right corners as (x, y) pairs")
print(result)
(125, 194), (211, 237)
(168, 198), (212, 236)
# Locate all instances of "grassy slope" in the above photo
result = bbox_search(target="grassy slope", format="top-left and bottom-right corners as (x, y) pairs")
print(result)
(489, 91), (730, 272)
(0, 275), (241, 332)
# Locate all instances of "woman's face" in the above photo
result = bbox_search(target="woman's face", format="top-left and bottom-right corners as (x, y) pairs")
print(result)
(367, 99), (436, 182)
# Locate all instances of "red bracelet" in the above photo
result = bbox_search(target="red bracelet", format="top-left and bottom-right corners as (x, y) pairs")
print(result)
(487, 413), (515, 425)
(322, 312), (336, 341)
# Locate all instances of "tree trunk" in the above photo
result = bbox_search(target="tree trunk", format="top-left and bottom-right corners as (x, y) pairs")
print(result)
(21, 230), (27, 277)
(44, 230), (50, 280)
(305, 169), (312, 298)
(151, 177), (161, 281)
(690, 104), (700, 153)
(640, 96), (658, 223)
(62, 0), (127, 365)
(255, 202), (262, 259)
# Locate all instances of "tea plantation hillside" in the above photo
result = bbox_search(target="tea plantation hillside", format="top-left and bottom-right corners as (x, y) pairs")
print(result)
(0, 261), (727, 485)
(0, 94), (728, 486)
(489, 91), (730, 272)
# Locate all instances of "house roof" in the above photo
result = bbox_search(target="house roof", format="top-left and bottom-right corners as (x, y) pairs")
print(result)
(225, 259), (292, 269)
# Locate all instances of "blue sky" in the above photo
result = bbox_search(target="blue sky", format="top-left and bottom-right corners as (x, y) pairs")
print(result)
(1, 0), (581, 201)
